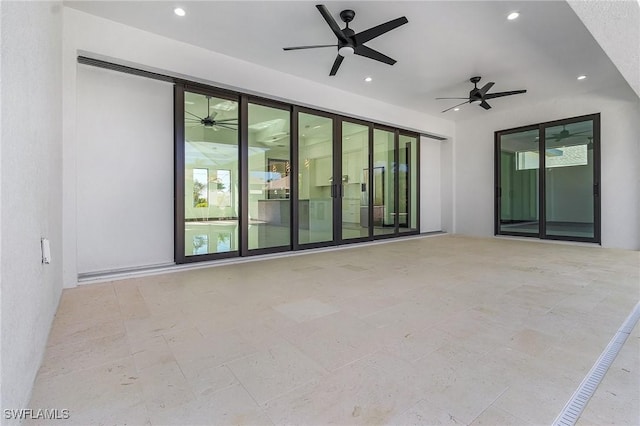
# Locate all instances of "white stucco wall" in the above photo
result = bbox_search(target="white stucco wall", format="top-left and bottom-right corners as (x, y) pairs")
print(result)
(75, 65), (174, 274)
(420, 137), (442, 232)
(454, 84), (640, 250)
(62, 7), (453, 285)
(0, 1), (63, 418)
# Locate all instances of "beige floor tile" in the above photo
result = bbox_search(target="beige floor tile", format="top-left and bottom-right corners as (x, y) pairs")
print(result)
(38, 332), (130, 378)
(165, 326), (258, 367)
(114, 280), (151, 320)
(137, 360), (195, 412)
(272, 298), (340, 323)
(28, 236), (639, 425)
(148, 383), (272, 426)
(130, 335), (175, 371)
(264, 350), (426, 425)
(470, 405), (530, 425)
(227, 340), (327, 405)
(506, 328), (560, 357)
(27, 357), (148, 426)
(279, 311), (383, 371)
(388, 399), (465, 425)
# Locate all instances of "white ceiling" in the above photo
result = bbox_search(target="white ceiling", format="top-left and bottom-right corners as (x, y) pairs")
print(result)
(65, 1), (630, 122)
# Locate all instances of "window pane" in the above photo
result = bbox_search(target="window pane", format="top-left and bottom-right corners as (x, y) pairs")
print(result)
(499, 129), (539, 235)
(184, 92), (239, 256)
(544, 120), (594, 238)
(373, 129), (396, 236)
(298, 112), (333, 245)
(399, 134), (418, 233)
(248, 103), (291, 250)
(342, 122), (369, 240)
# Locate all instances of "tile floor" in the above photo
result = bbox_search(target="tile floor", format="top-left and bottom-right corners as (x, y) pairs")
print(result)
(27, 235), (639, 425)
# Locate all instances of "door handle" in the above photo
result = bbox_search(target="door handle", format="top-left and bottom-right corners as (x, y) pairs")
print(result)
(594, 183), (599, 196)
(331, 183), (336, 198)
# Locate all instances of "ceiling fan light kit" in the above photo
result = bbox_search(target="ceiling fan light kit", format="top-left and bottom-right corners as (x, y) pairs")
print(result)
(283, 5), (408, 76)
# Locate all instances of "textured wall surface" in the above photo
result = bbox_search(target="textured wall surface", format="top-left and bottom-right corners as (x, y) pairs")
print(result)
(569, 0), (640, 99)
(76, 66), (174, 274)
(1, 1), (63, 418)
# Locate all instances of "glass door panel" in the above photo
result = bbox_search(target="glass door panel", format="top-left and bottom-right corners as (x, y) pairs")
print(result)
(399, 134), (418, 233)
(373, 129), (396, 236)
(183, 91), (239, 256)
(341, 122), (370, 241)
(498, 129), (540, 235)
(298, 112), (334, 245)
(247, 103), (291, 250)
(544, 120), (595, 238)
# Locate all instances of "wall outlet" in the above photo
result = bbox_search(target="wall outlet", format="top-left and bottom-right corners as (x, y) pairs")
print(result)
(41, 238), (51, 264)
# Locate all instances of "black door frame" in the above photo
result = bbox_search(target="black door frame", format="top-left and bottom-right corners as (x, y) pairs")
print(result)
(242, 96), (293, 257)
(495, 113), (601, 244)
(175, 84), (242, 264)
(337, 117), (374, 245)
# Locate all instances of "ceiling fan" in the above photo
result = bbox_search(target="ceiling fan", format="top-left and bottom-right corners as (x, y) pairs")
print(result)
(185, 96), (238, 130)
(437, 77), (527, 113)
(549, 125), (591, 141)
(283, 5), (408, 76)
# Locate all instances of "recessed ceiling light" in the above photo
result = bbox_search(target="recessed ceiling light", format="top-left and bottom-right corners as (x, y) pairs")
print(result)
(174, 7), (186, 17)
(454, 108), (460, 111)
(507, 12), (519, 20)
(577, 75), (587, 80)
(364, 76), (372, 82)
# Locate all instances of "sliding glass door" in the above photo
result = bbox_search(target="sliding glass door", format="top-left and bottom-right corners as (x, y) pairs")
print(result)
(175, 85), (421, 263)
(543, 120), (597, 239)
(399, 133), (418, 234)
(496, 127), (540, 235)
(495, 114), (600, 243)
(341, 121), (371, 242)
(246, 101), (291, 252)
(373, 128), (397, 237)
(297, 110), (335, 247)
(178, 88), (240, 261)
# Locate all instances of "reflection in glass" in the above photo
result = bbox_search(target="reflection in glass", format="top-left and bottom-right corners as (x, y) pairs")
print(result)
(248, 103), (291, 250)
(184, 91), (239, 256)
(298, 112), (333, 245)
(373, 129), (396, 236)
(498, 129), (539, 234)
(342, 122), (369, 240)
(544, 121), (594, 238)
(399, 135), (418, 233)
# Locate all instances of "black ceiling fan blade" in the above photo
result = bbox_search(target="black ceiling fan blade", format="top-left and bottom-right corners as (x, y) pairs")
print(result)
(354, 45), (396, 65)
(441, 100), (469, 113)
(283, 44), (337, 51)
(479, 101), (492, 110)
(316, 5), (349, 44)
(329, 54), (344, 76)
(478, 82), (495, 96)
(435, 97), (470, 100)
(214, 118), (239, 122)
(484, 89), (527, 100)
(186, 111), (204, 120)
(353, 16), (408, 45)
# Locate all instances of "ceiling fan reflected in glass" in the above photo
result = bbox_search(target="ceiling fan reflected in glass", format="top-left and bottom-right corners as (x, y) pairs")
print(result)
(437, 76), (527, 113)
(283, 4), (408, 76)
(549, 124), (591, 141)
(185, 96), (238, 131)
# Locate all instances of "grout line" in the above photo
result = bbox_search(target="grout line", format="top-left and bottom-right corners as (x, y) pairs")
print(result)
(553, 300), (640, 426)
